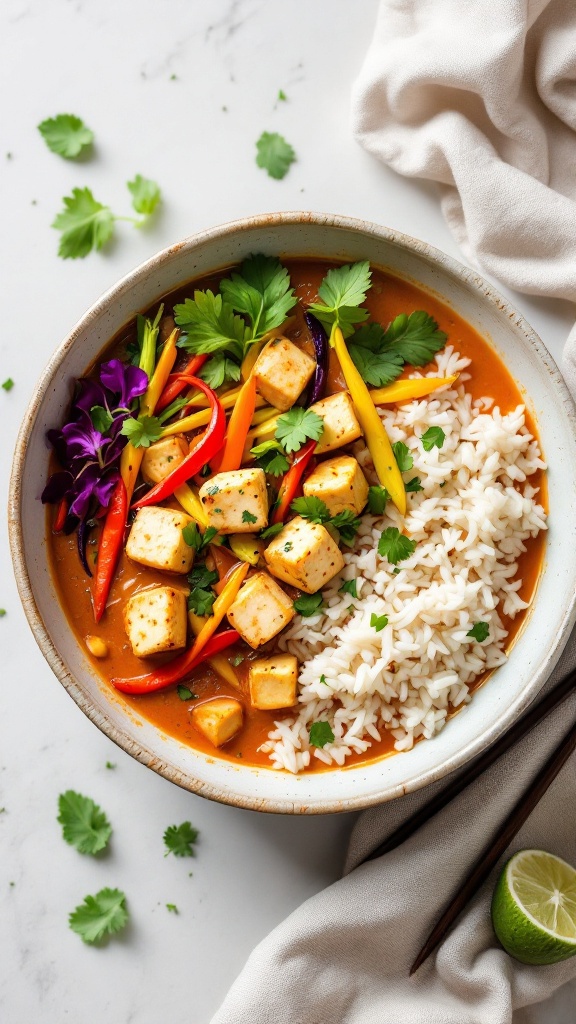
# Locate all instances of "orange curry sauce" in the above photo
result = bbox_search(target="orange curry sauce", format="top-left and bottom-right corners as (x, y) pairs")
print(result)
(48, 261), (547, 771)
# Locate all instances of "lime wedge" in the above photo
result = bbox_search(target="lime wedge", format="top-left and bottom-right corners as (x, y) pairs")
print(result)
(491, 849), (576, 965)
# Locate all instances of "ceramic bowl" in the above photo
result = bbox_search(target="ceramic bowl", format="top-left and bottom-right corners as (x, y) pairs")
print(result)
(9, 213), (576, 813)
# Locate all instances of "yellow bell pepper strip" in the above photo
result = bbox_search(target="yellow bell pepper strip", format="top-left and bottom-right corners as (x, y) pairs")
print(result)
(159, 395), (273, 440)
(370, 374), (458, 406)
(229, 534), (264, 566)
(187, 561), (249, 662)
(155, 354), (208, 413)
(217, 373), (258, 473)
(188, 612), (241, 690)
(331, 325), (406, 516)
(174, 483), (208, 527)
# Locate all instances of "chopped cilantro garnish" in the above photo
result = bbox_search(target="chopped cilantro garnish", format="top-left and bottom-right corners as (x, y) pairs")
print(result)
(330, 509), (362, 545)
(467, 622), (490, 643)
(57, 790), (112, 856)
(231, 654), (244, 667)
(0, 609), (6, 617)
(378, 527), (417, 565)
(348, 312), (447, 387)
(277, 89), (287, 101)
(187, 563), (218, 616)
(291, 495), (330, 524)
(307, 261), (371, 338)
(163, 821), (199, 858)
(339, 579), (358, 598)
(309, 721), (334, 748)
(69, 888), (128, 945)
(370, 612), (388, 632)
(367, 485), (389, 515)
(105, 761), (116, 770)
(198, 352), (241, 389)
(284, 541), (293, 552)
(405, 477), (423, 492)
(176, 684), (197, 701)
(38, 113), (94, 159)
(127, 174), (161, 218)
(293, 592), (324, 617)
(260, 522), (284, 540)
(2, 378), (14, 392)
(255, 131), (296, 179)
(242, 509), (258, 524)
(166, 903), (179, 913)
(275, 407), (324, 454)
(421, 426), (446, 451)
(392, 441), (413, 472)
(182, 524), (218, 552)
(250, 439), (290, 476)
(120, 414), (162, 448)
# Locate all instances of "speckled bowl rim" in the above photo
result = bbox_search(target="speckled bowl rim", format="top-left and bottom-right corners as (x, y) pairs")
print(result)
(9, 211), (576, 814)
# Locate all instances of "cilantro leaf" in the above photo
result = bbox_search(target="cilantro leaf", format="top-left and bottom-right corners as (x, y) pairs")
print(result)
(370, 612), (388, 632)
(242, 509), (258, 524)
(38, 114), (94, 159)
(177, 684), (197, 701)
(198, 352), (241, 389)
(163, 821), (199, 858)
(392, 441), (413, 473)
(467, 622), (490, 643)
(182, 524), (218, 552)
(187, 562), (218, 616)
(309, 721), (334, 748)
(367, 485), (389, 515)
(330, 509), (361, 545)
(57, 790), (112, 855)
(278, 89), (287, 101)
(90, 405), (113, 433)
(220, 254), (297, 341)
(166, 903), (179, 913)
(421, 426), (446, 451)
(52, 187), (114, 259)
(255, 131), (296, 179)
(348, 340), (404, 387)
(293, 592), (324, 616)
(120, 414), (162, 448)
(69, 887), (128, 945)
(405, 477), (423, 493)
(260, 522), (284, 540)
(250, 440), (290, 476)
(340, 578), (358, 598)
(290, 495), (330, 524)
(377, 527), (417, 565)
(2, 378), (14, 392)
(174, 290), (248, 359)
(127, 174), (161, 218)
(384, 311), (447, 366)
(308, 261), (372, 339)
(275, 407), (324, 454)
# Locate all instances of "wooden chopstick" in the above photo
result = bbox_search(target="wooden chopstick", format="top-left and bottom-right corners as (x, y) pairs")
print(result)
(410, 721), (576, 974)
(361, 665), (576, 866)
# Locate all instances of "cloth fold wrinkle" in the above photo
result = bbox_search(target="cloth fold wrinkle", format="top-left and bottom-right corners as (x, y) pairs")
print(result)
(211, 3), (576, 1020)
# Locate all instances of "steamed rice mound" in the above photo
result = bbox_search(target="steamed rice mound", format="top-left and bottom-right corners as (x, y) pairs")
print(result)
(260, 346), (547, 773)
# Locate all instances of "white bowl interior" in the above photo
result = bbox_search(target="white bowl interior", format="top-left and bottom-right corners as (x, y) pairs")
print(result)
(12, 214), (576, 812)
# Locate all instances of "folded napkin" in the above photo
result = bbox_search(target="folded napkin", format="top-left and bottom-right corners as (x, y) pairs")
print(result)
(212, 4), (576, 1020)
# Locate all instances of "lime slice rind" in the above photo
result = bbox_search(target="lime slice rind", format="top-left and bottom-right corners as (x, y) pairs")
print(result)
(491, 849), (576, 965)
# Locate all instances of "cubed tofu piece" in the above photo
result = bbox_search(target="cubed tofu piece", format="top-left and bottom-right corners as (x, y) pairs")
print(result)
(126, 506), (194, 574)
(310, 392), (363, 454)
(141, 435), (188, 485)
(199, 468), (268, 534)
(264, 516), (345, 593)
(254, 337), (316, 412)
(124, 586), (188, 658)
(227, 572), (295, 648)
(249, 654), (298, 710)
(303, 455), (369, 516)
(191, 698), (243, 748)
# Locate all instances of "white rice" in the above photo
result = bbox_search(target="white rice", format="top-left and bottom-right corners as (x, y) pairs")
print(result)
(260, 346), (547, 773)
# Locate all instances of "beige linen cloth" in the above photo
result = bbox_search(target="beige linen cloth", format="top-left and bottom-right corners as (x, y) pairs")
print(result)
(211, 3), (576, 1021)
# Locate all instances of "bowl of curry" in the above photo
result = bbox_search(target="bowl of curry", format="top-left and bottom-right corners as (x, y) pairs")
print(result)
(9, 213), (576, 812)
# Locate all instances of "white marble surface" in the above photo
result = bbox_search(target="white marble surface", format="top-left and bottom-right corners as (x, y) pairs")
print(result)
(1, 1), (574, 1021)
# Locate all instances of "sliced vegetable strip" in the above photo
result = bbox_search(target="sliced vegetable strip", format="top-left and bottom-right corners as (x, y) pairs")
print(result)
(370, 374), (458, 406)
(188, 612), (241, 690)
(132, 377), (225, 508)
(271, 438), (317, 524)
(332, 326), (406, 515)
(188, 561), (249, 659)
(53, 498), (68, 533)
(155, 354), (208, 412)
(92, 479), (128, 622)
(217, 374), (258, 473)
(111, 629), (239, 695)
(174, 483), (208, 526)
(304, 312), (328, 405)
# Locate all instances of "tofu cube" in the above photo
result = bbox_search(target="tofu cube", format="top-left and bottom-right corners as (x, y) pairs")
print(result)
(191, 698), (243, 748)
(249, 655), (298, 710)
(124, 586), (188, 658)
(263, 516), (345, 593)
(141, 435), (188, 485)
(254, 337), (316, 412)
(310, 392), (363, 454)
(126, 506), (194, 574)
(199, 468), (268, 534)
(303, 455), (369, 516)
(227, 572), (295, 648)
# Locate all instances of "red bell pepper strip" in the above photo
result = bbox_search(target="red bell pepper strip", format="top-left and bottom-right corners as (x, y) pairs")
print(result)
(111, 628), (240, 695)
(92, 478), (128, 622)
(217, 373), (258, 473)
(53, 498), (68, 533)
(271, 438), (317, 525)
(132, 376), (225, 509)
(155, 354), (209, 412)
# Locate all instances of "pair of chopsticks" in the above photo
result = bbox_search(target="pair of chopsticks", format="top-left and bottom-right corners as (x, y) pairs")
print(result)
(357, 665), (576, 974)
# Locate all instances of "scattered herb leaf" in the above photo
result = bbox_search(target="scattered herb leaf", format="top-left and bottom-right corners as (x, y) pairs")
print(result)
(38, 114), (94, 159)
(242, 509), (258, 524)
(250, 439), (290, 476)
(277, 89), (287, 101)
(309, 721), (334, 748)
(105, 761), (116, 770)
(392, 441), (413, 473)
(383, 311), (448, 366)
(127, 174), (161, 218)
(57, 790), (112, 856)
(255, 131), (296, 179)
(260, 522), (284, 540)
(378, 527), (417, 565)
(176, 684), (196, 701)
(370, 612), (388, 632)
(340, 579), (358, 598)
(294, 592), (324, 617)
(198, 351), (241, 389)
(120, 414), (162, 448)
(166, 903), (178, 913)
(69, 887), (128, 945)
(405, 477), (423, 493)
(163, 821), (199, 858)
(275, 407), (324, 454)
(52, 188), (114, 259)
(231, 654), (244, 667)
(367, 485), (389, 515)
(467, 622), (490, 643)
(2, 378), (14, 392)
(330, 509), (362, 545)
(421, 426), (446, 451)
(291, 495), (330, 524)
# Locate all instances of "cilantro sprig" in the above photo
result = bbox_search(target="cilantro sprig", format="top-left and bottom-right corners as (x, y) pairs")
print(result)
(256, 131), (296, 179)
(275, 407), (324, 454)
(308, 261), (371, 339)
(421, 426), (446, 451)
(120, 414), (162, 448)
(69, 887), (128, 944)
(38, 113), (94, 159)
(377, 527), (417, 565)
(290, 495), (362, 546)
(293, 592), (324, 617)
(57, 791), (112, 856)
(348, 313), (447, 388)
(163, 821), (199, 858)
(250, 439), (290, 476)
(309, 721), (335, 748)
(52, 177), (162, 259)
(187, 563), (218, 617)
(467, 622), (490, 643)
